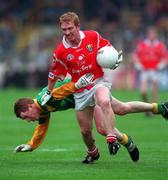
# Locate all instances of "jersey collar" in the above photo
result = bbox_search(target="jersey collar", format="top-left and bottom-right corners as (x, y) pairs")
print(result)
(62, 31), (85, 48)
(145, 39), (159, 45)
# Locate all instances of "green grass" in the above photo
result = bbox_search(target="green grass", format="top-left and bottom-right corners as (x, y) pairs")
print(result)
(0, 88), (168, 180)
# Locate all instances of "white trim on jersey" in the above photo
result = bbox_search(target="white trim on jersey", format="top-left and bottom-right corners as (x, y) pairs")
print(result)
(144, 39), (160, 46)
(96, 31), (100, 49)
(95, 31), (111, 49)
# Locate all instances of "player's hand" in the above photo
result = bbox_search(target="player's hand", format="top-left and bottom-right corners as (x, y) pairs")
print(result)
(113, 50), (123, 69)
(14, 144), (32, 152)
(41, 89), (52, 106)
(75, 73), (94, 89)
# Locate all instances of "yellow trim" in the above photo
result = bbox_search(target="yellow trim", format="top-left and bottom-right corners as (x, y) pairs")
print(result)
(45, 105), (56, 112)
(119, 134), (128, 145)
(52, 82), (76, 99)
(152, 103), (158, 114)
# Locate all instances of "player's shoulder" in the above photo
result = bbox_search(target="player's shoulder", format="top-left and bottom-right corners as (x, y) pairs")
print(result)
(83, 30), (99, 38)
(157, 40), (166, 48)
(137, 40), (147, 48)
(53, 43), (66, 58)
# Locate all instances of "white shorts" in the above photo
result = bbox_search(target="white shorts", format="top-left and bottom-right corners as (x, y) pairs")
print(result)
(74, 78), (112, 110)
(140, 70), (159, 82)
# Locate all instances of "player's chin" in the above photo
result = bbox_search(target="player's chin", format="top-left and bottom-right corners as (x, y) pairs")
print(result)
(67, 35), (74, 41)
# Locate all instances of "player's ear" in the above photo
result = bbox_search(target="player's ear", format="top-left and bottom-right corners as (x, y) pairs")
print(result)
(76, 23), (80, 29)
(20, 112), (26, 119)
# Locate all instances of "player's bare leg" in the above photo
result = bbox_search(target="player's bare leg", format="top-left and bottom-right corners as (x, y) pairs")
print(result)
(111, 97), (168, 120)
(95, 86), (120, 155)
(112, 97), (151, 114)
(76, 107), (99, 164)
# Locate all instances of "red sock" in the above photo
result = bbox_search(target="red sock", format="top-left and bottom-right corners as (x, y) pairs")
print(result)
(106, 135), (117, 143)
(87, 146), (99, 157)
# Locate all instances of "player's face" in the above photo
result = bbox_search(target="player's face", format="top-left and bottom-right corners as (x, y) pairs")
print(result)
(147, 29), (157, 41)
(20, 104), (40, 122)
(60, 21), (80, 43)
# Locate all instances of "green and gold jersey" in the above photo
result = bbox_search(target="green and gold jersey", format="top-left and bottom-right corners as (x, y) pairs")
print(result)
(27, 79), (77, 150)
(35, 79), (75, 123)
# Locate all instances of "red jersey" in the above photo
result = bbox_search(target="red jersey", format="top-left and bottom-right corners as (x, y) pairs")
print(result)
(135, 39), (167, 70)
(48, 30), (110, 91)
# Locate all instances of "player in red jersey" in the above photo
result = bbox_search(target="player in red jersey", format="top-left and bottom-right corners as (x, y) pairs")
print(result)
(14, 75), (168, 163)
(133, 27), (167, 115)
(41, 12), (123, 162)
(13, 76), (139, 163)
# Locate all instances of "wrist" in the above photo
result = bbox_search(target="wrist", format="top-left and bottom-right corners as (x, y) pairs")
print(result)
(46, 89), (52, 94)
(27, 144), (33, 151)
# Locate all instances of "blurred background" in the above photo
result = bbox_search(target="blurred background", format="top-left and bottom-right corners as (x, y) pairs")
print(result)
(0, 0), (168, 90)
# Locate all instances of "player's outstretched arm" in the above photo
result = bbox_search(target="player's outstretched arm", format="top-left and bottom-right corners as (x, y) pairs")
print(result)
(14, 117), (50, 153)
(41, 73), (94, 105)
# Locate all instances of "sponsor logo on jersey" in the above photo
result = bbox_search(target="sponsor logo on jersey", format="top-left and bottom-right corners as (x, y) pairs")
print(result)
(72, 64), (93, 74)
(77, 59), (86, 66)
(86, 44), (93, 52)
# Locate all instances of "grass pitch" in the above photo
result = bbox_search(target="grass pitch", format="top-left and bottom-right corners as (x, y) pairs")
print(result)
(0, 88), (167, 180)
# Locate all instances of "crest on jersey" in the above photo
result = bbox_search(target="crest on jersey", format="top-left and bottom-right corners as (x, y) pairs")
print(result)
(48, 72), (55, 79)
(67, 54), (74, 61)
(86, 44), (93, 52)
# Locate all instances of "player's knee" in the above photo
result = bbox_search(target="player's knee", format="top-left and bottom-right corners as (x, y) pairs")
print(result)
(81, 128), (92, 137)
(99, 99), (111, 112)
